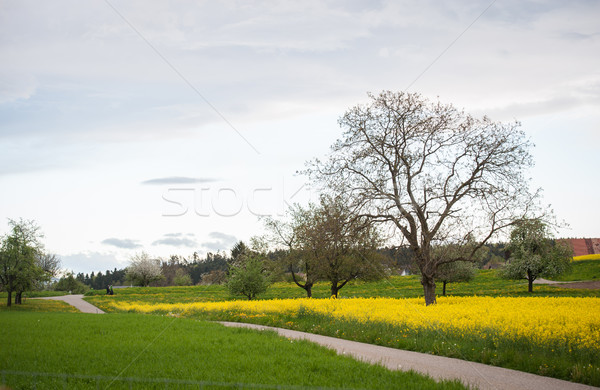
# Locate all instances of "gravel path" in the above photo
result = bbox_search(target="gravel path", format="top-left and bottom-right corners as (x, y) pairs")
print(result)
(37, 294), (105, 314)
(533, 278), (565, 285)
(35, 295), (598, 390)
(534, 278), (600, 289)
(221, 322), (598, 390)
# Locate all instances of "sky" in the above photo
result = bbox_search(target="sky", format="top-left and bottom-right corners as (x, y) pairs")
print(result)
(1, 0), (598, 274)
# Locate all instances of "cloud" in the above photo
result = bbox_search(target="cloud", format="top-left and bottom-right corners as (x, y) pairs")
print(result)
(101, 238), (142, 249)
(201, 231), (238, 252)
(60, 252), (127, 274)
(152, 233), (198, 248)
(141, 177), (218, 185)
(480, 79), (600, 121)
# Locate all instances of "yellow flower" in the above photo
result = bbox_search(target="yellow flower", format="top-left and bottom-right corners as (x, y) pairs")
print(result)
(108, 296), (600, 351)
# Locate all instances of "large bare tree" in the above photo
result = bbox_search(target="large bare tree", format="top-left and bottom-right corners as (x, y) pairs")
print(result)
(307, 91), (538, 305)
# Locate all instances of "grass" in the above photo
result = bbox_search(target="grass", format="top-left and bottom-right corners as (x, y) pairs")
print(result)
(0, 312), (466, 390)
(0, 298), (78, 313)
(82, 269), (600, 387)
(550, 259), (600, 281)
(186, 307), (600, 387)
(0, 290), (68, 299)
(97, 297), (600, 387)
(5, 267), (598, 388)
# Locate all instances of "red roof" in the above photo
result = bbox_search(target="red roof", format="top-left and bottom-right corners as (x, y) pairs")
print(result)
(558, 238), (600, 257)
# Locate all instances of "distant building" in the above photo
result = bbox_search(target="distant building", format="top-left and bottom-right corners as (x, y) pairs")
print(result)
(557, 238), (600, 257)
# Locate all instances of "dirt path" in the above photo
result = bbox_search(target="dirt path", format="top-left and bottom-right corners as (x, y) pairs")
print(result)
(221, 322), (598, 390)
(37, 294), (105, 314)
(534, 278), (600, 289)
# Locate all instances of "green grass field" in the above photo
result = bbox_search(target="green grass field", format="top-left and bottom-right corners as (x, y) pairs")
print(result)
(81, 268), (600, 387)
(0, 290), (70, 299)
(2, 263), (598, 389)
(0, 311), (466, 390)
(0, 298), (78, 313)
(550, 259), (600, 281)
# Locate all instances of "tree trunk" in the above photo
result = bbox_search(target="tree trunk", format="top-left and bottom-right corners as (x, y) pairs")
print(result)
(6, 291), (12, 307)
(305, 283), (313, 298)
(291, 270), (313, 298)
(442, 281), (447, 296)
(331, 279), (350, 298)
(527, 270), (534, 293)
(422, 276), (437, 305)
(331, 284), (338, 298)
(15, 292), (22, 305)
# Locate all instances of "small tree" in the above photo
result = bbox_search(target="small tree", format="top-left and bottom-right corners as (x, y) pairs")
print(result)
(0, 219), (46, 306)
(126, 252), (163, 287)
(502, 219), (572, 292)
(436, 261), (476, 296)
(54, 273), (88, 294)
(226, 257), (270, 300)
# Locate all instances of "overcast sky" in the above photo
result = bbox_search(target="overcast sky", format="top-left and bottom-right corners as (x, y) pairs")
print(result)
(1, 0), (598, 274)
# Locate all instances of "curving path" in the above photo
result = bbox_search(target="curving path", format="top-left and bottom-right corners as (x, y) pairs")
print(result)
(37, 295), (598, 390)
(221, 322), (599, 390)
(37, 294), (105, 314)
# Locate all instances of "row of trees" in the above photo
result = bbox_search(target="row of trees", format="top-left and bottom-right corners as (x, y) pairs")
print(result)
(221, 218), (571, 301)
(0, 217), (571, 304)
(75, 268), (126, 290)
(231, 91), (572, 303)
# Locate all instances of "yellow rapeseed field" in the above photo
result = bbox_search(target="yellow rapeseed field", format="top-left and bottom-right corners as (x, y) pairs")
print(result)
(573, 254), (600, 261)
(109, 296), (600, 351)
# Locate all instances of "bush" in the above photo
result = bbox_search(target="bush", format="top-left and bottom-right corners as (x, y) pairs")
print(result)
(226, 257), (270, 300)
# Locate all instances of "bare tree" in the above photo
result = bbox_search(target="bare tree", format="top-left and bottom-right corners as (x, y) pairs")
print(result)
(262, 205), (320, 298)
(37, 253), (61, 279)
(307, 91), (539, 305)
(296, 195), (385, 298)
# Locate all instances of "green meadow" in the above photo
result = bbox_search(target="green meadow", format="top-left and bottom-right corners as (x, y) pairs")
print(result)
(2, 262), (599, 388)
(79, 266), (600, 387)
(550, 259), (600, 281)
(0, 310), (466, 390)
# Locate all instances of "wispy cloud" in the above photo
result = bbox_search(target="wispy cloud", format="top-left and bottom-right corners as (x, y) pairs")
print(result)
(141, 177), (218, 185)
(101, 238), (142, 249)
(152, 233), (198, 248)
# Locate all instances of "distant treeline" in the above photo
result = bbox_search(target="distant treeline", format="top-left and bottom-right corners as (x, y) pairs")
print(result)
(77, 244), (508, 289)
